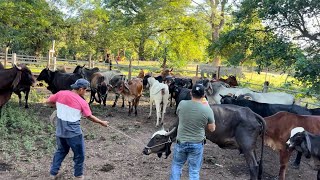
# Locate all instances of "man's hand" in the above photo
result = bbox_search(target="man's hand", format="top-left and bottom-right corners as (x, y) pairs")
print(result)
(100, 120), (109, 127)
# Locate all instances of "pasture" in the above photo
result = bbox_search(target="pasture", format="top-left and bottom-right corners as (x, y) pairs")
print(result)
(0, 86), (316, 180)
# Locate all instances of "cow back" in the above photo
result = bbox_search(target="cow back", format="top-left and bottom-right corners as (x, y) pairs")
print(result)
(51, 72), (82, 93)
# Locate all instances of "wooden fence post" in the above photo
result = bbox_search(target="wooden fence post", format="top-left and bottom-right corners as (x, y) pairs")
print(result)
(128, 57), (132, 81)
(53, 57), (57, 71)
(47, 50), (51, 68)
(4, 47), (8, 68)
(262, 81), (269, 93)
(196, 65), (199, 77)
(217, 66), (221, 79)
(12, 53), (17, 65)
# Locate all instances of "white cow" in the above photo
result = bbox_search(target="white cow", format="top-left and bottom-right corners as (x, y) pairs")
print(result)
(204, 81), (295, 105)
(147, 77), (170, 127)
(241, 92), (295, 105)
(205, 81), (252, 104)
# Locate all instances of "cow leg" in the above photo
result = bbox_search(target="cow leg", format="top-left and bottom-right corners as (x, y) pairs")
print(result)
(102, 95), (107, 106)
(112, 94), (119, 107)
(279, 149), (292, 180)
(291, 152), (302, 169)
(24, 88), (30, 108)
(170, 94), (173, 107)
(128, 101), (131, 116)
(121, 95), (125, 108)
(89, 91), (95, 104)
(161, 101), (168, 126)
(135, 96), (140, 116)
(16, 91), (22, 107)
(235, 131), (259, 180)
(148, 101), (153, 119)
(155, 101), (161, 127)
(317, 170), (320, 180)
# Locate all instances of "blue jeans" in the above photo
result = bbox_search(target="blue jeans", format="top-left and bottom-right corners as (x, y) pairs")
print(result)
(170, 142), (204, 180)
(50, 134), (85, 177)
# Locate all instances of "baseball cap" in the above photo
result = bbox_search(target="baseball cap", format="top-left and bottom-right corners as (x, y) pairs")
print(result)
(71, 78), (90, 89)
(192, 83), (205, 97)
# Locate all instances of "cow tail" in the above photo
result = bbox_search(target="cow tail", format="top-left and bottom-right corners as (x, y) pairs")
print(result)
(256, 113), (265, 180)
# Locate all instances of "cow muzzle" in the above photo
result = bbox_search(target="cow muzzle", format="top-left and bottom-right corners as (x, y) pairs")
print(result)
(142, 148), (151, 155)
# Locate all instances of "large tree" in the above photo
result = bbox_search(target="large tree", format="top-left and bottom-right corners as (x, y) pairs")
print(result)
(236, 0), (320, 93)
(0, 0), (64, 56)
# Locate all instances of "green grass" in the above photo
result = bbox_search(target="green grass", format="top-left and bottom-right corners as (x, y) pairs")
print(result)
(0, 89), (55, 161)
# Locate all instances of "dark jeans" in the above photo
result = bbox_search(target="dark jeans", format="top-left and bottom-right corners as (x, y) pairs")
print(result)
(50, 134), (85, 177)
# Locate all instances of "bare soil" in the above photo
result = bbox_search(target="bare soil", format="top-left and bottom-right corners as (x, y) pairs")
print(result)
(0, 88), (316, 180)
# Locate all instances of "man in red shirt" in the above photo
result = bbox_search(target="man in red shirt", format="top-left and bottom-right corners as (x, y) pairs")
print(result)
(47, 79), (108, 179)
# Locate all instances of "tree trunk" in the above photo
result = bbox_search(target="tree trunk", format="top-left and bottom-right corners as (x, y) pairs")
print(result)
(161, 47), (168, 68)
(209, 0), (226, 66)
(138, 37), (146, 61)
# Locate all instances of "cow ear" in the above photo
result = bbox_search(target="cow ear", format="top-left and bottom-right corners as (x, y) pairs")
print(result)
(219, 94), (224, 98)
(82, 64), (85, 67)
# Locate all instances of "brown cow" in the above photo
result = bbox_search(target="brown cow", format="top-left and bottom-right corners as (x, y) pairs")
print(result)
(115, 78), (143, 116)
(137, 69), (144, 78)
(264, 111), (320, 180)
(219, 75), (239, 87)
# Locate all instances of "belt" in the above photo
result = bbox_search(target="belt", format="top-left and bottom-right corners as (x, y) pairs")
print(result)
(176, 139), (206, 145)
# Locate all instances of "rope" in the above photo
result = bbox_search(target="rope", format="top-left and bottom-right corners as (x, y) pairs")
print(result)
(106, 123), (146, 148)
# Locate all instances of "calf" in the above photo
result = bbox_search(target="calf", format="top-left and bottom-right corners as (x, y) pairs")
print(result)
(143, 104), (266, 180)
(264, 112), (320, 180)
(144, 75), (169, 127)
(115, 78), (143, 116)
(89, 72), (107, 106)
(287, 128), (320, 180)
(100, 70), (126, 107)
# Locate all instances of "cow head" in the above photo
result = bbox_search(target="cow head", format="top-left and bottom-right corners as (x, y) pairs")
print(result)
(97, 81), (108, 100)
(143, 127), (177, 158)
(286, 127), (312, 158)
(37, 68), (53, 83)
(220, 94), (237, 104)
(142, 74), (151, 88)
(17, 64), (36, 87)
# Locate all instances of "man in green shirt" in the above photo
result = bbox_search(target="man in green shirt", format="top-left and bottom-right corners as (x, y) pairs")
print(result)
(170, 83), (215, 180)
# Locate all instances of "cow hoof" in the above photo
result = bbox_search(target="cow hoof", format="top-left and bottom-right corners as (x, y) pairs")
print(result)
(25, 106), (29, 109)
(147, 116), (151, 119)
(112, 104), (116, 107)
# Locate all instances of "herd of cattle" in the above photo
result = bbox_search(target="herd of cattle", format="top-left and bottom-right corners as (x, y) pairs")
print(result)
(1, 63), (320, 180)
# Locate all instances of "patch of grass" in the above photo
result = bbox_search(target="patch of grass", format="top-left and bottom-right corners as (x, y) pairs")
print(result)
(0, 102), (55, 161)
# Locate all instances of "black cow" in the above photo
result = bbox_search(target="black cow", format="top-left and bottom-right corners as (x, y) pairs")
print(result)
(173, 87), (191, 113)
(168, 78), (193, 107)
(220, 95), (311, 117)
(73, 65), (100, 82)
(37, 68), (82, 94)
(310, 108), (320, 115)
(143, 104), (266, 180)
(0, 63), (35, 108)
(288, 130), (320, 180)
(0, 64), (34, 115)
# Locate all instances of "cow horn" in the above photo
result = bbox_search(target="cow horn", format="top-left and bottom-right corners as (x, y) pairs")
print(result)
(165, 127), (176, 136)
(219, 94), (224, 98)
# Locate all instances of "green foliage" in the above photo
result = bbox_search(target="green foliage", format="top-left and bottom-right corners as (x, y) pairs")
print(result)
(0, 103), (55, 160)
(236, 0), (320, 94)
(0, 0), (64, 55)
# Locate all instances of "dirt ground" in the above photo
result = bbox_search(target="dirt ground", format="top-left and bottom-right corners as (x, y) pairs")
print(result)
(0, 88), (317, 180)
